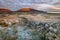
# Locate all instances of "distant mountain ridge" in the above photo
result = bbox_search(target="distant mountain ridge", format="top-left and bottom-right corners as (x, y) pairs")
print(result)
(0, 8), (47, 14)
(16, 8), (47, 13)
(0, 8), (11, 12)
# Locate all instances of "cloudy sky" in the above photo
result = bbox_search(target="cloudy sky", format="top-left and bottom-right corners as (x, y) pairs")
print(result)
(0, 0), (60, 12)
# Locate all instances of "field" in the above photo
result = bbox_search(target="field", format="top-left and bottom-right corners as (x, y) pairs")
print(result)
(0, 12), (60, 40)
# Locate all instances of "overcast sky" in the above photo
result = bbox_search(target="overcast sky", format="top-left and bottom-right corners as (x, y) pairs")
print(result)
(0, 0), (60, 12)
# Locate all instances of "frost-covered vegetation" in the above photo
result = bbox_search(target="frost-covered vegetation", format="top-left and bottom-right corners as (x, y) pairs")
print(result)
(0, 16), (60, 40)
(0, 14), (60, 40)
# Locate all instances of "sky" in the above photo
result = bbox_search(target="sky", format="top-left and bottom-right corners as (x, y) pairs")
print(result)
(0, 0), (60, 12)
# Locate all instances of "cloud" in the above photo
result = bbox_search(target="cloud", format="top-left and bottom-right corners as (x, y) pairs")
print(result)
(0, 0), (60, 12)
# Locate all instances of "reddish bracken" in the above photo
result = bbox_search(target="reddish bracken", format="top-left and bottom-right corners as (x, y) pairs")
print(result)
(0, 8), (11, 12)
(0, 8), (31, 12)
(17, 8), (31, 12)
